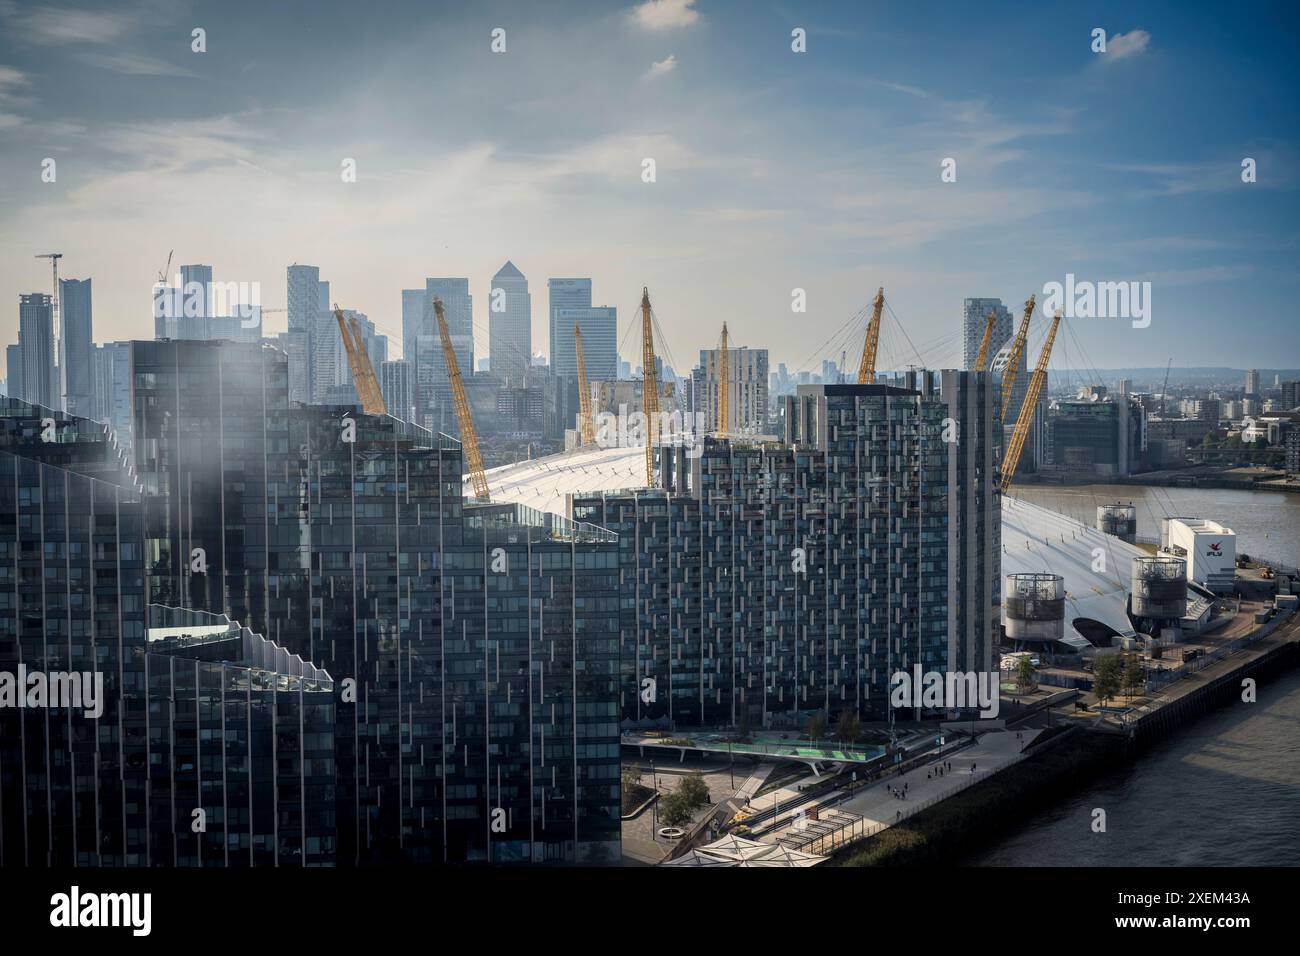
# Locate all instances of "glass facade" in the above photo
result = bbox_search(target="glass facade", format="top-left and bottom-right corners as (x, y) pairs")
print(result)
(573, 380), (997, 729)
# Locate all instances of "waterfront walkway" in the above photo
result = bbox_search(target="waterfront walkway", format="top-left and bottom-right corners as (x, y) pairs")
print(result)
(762, 728), (1040, 853)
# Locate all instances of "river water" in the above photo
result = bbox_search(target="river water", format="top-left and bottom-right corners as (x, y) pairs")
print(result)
(973, 484), (1300, 866)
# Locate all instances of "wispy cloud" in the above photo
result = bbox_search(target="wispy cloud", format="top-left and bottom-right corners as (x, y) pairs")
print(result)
(646, 54), (677, 78)
(1, 3), (133, 45)
(1104, 29), (1151, 62)
(80, 50), (196, 77)
(629, 0), (700, 31)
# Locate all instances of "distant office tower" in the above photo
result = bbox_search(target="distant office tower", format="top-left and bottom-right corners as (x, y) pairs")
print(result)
(286, 263), (321, 403)
(403, 278), (473, 430)
(5, 343), (22, 400)
(1245, 368), (1260, 397)
(59, 277), (93, 416)
(1118, 378), (1132, 397)
(489, 261), (531, 388)
(380, 359), (412, 420)
(1281, 380), (1300, 410)
(18, 293), (57, 408)
(547, 278), (592, 361)
(551, 306), (617, 381)
(691, 346), (770, 434)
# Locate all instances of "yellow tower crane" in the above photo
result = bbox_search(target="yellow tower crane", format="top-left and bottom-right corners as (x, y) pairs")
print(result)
(640, 287), (660, 486)
(973, 312), (997, 373)
(573, 324), (596, 445)
(998, 294), (1035, 423)
(434, 297), (489, 500)
(1000, 310), (1062, 495)
(716, 321), (729, 435)
(333, 306), (387, 415)
(856, 287), (885, 384)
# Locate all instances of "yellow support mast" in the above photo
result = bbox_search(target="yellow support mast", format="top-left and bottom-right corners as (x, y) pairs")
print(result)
(334, 306), (387, 415)
(856, 287), (885, 384)
(973, 312), (997, 373)
(573, 324), (596, 445)
(434, 297), (489, 501)
(1000, 310), (1062, 495)
(998, 294), (1035, 423)
(640, 287), (660, 486)
(716, 321), (729, 435)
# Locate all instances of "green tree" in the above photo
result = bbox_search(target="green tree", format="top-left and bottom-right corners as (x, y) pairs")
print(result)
(1122, 655), (1146, 699)
(658, 791), (694, 828)
(621, 764), (642, 791)
(1016, 657), (1036, 691)
(805, 712), (827, 743)
(836, 708), (861, 746)
(678, 771), (710, 810)
(1093, 654), (1122, 706)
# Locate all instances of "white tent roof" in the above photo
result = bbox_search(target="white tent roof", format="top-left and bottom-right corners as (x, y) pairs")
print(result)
(663, 834), (826, 867)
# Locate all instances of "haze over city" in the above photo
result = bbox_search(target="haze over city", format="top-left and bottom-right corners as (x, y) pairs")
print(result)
(1, 0), (1297, 369)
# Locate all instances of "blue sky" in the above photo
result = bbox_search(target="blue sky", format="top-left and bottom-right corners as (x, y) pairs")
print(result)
(0, 0), (1296, 372)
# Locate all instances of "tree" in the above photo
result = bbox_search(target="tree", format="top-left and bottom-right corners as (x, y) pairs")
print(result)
(658, 791), (694, 828)
(805, 712), (827, 742)
(1122, 655), (1145, 699)
(1016, 657), (1036, 692)
(678, 771), (710, 810)
(836, 708), (861, 746)
(621, 764), (642, 791)
(1093, 654), (1122, 706)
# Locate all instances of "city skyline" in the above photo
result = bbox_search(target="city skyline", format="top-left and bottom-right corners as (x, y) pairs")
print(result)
(1, 0), (1297, 371)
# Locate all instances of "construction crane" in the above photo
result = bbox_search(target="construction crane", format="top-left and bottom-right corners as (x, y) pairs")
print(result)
(973, 312), (997, 373)
(157, 250), (173, 285)
(640, 287), (660, 486)
(716, 321), (729, 435)
(434, 297), (489, 500)
(333, 305), (387, 415)
(856, 287), (885, 384)
(1000, 310), (1062, 494)
(573, 324), (596, 445)
(998, 294), (1036, 423)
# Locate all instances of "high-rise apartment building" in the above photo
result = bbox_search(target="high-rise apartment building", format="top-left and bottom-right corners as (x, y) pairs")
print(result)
(690, 346), (770, 435)
(18, 293), (57, 409)
(1245, 368), (1260, 397)
(572, 374), (999, 728)
(489, 261), (531, 388)
(127, 338), (620, 864)
(286, 263), (321, 404)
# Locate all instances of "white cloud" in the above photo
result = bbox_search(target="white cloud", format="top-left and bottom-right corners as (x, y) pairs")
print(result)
(629, 0), (700, 31)
(80, 51), (196, 77)
(5, 5), (133, 45)
(646, 54), (677, 78)
(1105, 29), (1151, 61)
